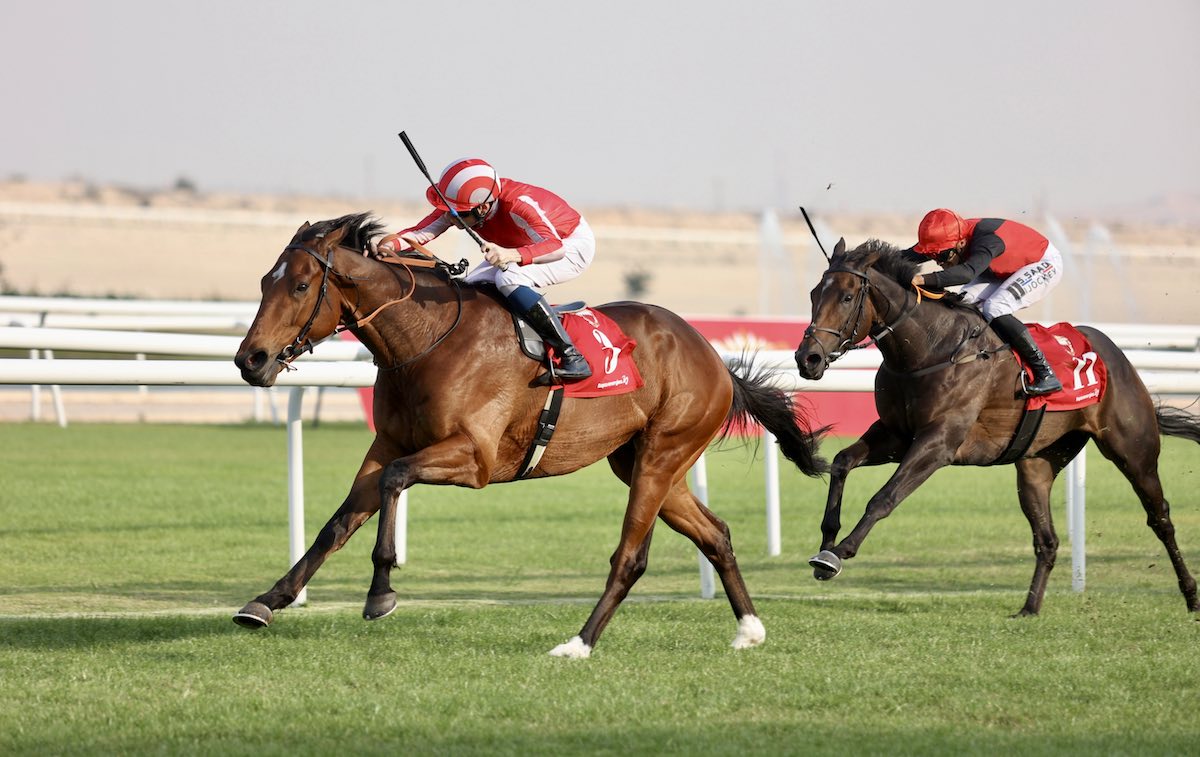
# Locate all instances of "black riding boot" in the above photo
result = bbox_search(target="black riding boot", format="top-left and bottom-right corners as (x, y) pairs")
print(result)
(522, 298), (592, 383)
(990, 314), (1063, 396)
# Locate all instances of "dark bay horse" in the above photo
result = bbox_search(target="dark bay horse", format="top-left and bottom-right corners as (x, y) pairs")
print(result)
(232, 213), (828, 657)
(793, 238), (1200, 616)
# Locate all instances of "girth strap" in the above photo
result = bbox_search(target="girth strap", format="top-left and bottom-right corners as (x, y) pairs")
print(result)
(517, 386), (565, 479)
(989, 405), (1046, 466)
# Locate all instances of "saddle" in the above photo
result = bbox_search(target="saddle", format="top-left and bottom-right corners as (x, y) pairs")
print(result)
(504, 299), (643, 479)
(511, 301), (587, 363)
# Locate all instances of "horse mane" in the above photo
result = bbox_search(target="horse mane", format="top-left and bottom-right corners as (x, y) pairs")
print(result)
(832, 238), (927, 287)
(301, 212), (386, 252)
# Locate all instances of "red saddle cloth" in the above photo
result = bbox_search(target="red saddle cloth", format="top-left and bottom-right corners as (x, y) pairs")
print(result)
(1018, 323), (1108, 411)
(556, 308), (644, 398)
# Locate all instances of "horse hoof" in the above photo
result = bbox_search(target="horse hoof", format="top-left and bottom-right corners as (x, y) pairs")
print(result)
(809, 550), (843, 581)
(362, 591), (397, 621)
(232, 601), (273, 629)
(548, 636), (592, 659)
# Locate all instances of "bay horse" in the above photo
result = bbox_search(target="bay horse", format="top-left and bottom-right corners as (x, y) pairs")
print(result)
(793, 238), (1200, 617)
(231, 213), (828, 657)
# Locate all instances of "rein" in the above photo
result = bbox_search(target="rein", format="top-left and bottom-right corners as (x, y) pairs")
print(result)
(276, 241), (466, 371)
(879, 323), (1004, 378)
(803, 265), (1004, 376)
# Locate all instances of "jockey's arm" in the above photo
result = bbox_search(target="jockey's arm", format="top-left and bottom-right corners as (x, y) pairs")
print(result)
(922, 233), (1004, 288)
(506, 199), (567, 265)
(376, 209), (453, 255)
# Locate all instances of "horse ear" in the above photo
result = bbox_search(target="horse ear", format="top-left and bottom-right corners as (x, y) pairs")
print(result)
(834, 237), (846, 256)
(289, 221), (311, 243)
(319, 223), (350, 249)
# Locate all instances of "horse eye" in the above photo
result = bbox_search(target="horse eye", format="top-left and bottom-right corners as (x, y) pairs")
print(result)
(841, 293), (854, 303)
(296, 282), (310, 293)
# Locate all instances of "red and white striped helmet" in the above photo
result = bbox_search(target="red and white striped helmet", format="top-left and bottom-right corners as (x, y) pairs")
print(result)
(425, 158), (501, 212)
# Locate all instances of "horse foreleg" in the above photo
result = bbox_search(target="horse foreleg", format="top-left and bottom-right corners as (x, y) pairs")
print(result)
(656, 478), (765, 649)
(1012, 456), (1064, 617)
(364, 434), (491, 622)
(824, 431), (960, 575)
(233, 468), (383, 628)
(811, 422), (909, 580)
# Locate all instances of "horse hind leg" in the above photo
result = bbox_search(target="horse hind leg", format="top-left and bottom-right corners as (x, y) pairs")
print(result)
(548, 441), (701, 659)
(656, 478), (765, 650)
(546, 443), (656, 659)
(1012, 455), (1068, 617)
(1094, 432), (1199, 612)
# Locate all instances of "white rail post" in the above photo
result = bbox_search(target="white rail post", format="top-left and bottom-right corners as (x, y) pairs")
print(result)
(395, 490), (409, 566)
(45, 350), (66, 428)
(287, 386), (308, 606)
(1069, 449), (1087, 592)
(690, 454), (716, 599)
(28, 349), (41, 422)
(764, 430), (781, 556)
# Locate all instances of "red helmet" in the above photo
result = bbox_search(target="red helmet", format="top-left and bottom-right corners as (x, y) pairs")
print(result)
(425, 158), (501, 212)
(913, 208), (967, 255)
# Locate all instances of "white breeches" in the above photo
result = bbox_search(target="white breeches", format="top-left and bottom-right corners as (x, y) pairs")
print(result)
(954, 243), (1063, 321)
(463, 218), (595, 294)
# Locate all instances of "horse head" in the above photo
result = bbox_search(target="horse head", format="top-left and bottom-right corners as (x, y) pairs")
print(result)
(234, 217), (364, 387)
(794, 238), (928, 379)
(795, 238), (876, 379)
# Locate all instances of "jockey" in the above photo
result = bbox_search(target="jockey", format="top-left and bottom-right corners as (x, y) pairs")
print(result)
(909, 208), (1064, 396)
(376, 158), (593, 382)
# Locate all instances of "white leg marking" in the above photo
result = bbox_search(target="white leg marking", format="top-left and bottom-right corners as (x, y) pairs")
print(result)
(731, 614), (766, 650)
(548, 635), (592, 659)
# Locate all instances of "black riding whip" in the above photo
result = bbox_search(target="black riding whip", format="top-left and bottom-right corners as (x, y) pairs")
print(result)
(399, 131), (505, 269)
(799, 206), (831, 263)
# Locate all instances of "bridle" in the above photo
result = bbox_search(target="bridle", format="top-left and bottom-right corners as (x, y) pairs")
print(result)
(277, 243), (338, 365)
(802, 266), (919, 365)
(275, 242), (465, 371)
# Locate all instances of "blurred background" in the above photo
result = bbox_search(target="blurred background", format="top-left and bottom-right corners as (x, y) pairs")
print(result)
(1, 1), (1197, 422)
(1, 0), (1196, 318)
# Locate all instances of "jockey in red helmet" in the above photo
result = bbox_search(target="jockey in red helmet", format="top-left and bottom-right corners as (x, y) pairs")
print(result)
(376, 158), (594, 383)
(910, 208), (1064, 396)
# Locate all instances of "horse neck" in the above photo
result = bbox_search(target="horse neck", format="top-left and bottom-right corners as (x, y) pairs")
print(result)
(866, 271), (981, 369)
(335, 255), (457, 366)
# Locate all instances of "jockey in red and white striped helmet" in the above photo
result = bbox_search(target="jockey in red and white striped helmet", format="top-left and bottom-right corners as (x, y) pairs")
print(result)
(423, 158), (501, 212)
(375, 157), (596, 383)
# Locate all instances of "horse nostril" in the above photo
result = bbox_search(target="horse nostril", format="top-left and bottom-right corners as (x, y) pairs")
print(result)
(235, 350), (267, 372)
(805, 353), (823, 367)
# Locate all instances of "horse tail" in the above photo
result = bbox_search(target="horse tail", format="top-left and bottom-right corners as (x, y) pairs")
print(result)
(1156, 403), (1200, 444)
(719, 357), (830, 477)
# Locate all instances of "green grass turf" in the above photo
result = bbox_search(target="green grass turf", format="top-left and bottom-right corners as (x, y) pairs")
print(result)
(1, 423), (1198, 755)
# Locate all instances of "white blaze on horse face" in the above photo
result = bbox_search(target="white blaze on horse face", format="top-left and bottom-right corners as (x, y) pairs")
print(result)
(271, 260), (288, 283)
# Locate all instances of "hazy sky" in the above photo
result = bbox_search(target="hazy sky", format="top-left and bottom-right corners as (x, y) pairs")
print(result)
(4, 1), (1198, 217)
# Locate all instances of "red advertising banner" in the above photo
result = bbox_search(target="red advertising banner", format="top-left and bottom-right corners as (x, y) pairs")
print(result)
(344, 315), (878, 437)
(686, 316), (878, 437)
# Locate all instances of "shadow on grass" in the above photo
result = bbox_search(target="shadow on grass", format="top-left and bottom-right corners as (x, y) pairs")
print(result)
(0, 614), (246, 650)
